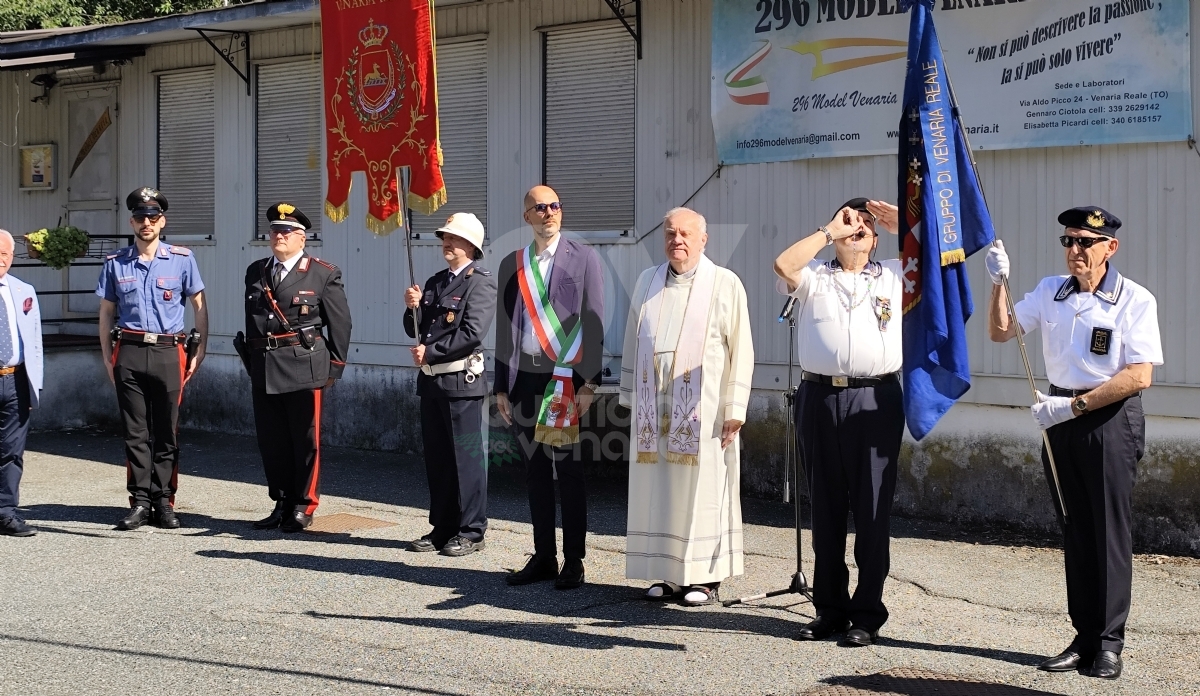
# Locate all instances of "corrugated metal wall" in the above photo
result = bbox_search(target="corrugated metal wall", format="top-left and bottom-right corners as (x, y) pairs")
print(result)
(2, 0), (1197, 418)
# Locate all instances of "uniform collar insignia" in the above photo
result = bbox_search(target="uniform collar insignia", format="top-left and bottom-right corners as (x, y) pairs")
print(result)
(1053, 263), (1123, 305)
(157, 245), (170, 259)
(298, 256), (311, 272)
(826, 258), (882, 277)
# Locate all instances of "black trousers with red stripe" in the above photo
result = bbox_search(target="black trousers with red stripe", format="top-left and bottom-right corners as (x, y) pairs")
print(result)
(113, 341), (186, 508)
(252, 386), (322, 514)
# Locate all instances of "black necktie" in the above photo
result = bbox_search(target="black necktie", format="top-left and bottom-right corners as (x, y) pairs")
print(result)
(271, 262), (283, 291)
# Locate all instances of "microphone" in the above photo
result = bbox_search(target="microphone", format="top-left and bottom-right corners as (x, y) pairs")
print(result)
(778, 295), (797, 323)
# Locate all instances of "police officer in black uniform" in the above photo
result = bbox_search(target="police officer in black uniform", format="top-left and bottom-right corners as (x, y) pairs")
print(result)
(97, 188), (208, 531)
(239, 203), (352, 533)
(404, 213), (496, 556)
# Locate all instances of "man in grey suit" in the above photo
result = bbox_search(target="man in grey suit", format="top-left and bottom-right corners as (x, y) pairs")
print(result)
(495, 185), (604, 589)
(0, 230), (44, 537)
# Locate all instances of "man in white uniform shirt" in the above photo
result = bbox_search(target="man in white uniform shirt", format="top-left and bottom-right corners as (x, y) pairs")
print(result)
(773, 197), (903, 647)
(986, 206), (1162, 680)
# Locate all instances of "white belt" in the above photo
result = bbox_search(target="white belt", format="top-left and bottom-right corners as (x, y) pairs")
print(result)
(421, 359), (467, 376)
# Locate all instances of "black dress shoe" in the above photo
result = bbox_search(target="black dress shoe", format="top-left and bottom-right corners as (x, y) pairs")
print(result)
(408, 534), (442, 552)
(117, 505), (151, 531)
(841, 626), (879, 647)
(441, 536), (485, 557)
(1089, 650), (1122, 679)
(280, 510), (313, 533)
(506, 554), (559, 585)
(1038, 647), (1088, 672)
(0, 516), (36, 537)
(253, 501), (288, 530)
(154, 503), (181, 529)
(796, 615), (851, 641)
(555, 559), (585, 590)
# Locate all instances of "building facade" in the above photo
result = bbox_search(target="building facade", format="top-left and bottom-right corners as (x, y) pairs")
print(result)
(2, 0), (1198, 552)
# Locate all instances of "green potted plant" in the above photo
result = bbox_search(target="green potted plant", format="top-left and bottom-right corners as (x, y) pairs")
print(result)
(25, 226), (90, 269)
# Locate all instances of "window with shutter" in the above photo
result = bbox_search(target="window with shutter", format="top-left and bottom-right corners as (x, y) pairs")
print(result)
(411, 38), (488, 237)
(157, 70), (215, 238)
(256, 59), (323, 239)
(543, 24), (636, 234)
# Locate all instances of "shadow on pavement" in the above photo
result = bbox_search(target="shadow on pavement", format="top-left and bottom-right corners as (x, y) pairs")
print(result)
(820, 669), (1062, 695)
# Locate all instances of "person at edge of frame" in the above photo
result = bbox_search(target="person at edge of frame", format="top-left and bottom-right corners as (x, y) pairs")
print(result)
(403, 212), (497, 557)
(239, 203), (352, 533)
(0, 230), (44, 537)
(986, 207), (1163, 681)
(494, 185), (604, 591)
(97, 187), (208, 532)
(772, 197), (905, 648)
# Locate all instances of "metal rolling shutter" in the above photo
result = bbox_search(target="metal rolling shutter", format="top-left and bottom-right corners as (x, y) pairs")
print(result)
(256, 60), (323, 238)
(412, 38), (488, 237)
(543, 25), (635, 232)
(157, 70), (215, 237)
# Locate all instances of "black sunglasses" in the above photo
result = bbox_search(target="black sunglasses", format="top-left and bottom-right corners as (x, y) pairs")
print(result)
(133, 214), (162, 223)
(525, 201), (562, 216)
(1059, 235), (1111, 249)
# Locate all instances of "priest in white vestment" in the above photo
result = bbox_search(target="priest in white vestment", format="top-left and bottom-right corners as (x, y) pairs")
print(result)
(619, 207), (754, 606)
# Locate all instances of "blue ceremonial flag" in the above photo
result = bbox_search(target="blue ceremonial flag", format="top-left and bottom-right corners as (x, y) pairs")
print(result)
(897, 0), (995, 440)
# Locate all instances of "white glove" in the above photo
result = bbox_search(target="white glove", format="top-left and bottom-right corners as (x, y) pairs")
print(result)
(985, 240), (1010, 285)
(1030, 390), (1076, 430)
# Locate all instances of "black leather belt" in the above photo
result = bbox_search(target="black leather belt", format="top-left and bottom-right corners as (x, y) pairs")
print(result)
(519, 351), (548, 368)
(802, 371), (899, 388)
(248, 333), (302, 350)
(119, 330), (185, 346)
(1049, 385), (1089, 398)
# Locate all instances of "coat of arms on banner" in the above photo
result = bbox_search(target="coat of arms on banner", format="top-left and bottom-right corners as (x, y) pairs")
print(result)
(322, 1), (446, 235)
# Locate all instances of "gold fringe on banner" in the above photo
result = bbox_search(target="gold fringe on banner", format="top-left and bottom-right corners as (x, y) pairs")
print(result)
(940, 248), (966, 266)
(365, 211), (402, 236)
(535, 424), (579, 448)
(636, 451), (658, 464)
(325, 200), (349, 224)
(407, 185), (448, 216)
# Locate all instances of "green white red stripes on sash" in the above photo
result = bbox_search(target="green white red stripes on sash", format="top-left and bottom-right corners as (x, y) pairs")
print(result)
(516, 243), (583, 447)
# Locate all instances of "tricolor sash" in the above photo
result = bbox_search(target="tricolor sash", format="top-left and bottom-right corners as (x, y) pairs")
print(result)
(634, 256), (717, 466)
(516, 243), (583, 446)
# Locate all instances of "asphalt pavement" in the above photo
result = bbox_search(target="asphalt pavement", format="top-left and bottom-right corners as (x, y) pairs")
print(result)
(2, 429), (1198, 696)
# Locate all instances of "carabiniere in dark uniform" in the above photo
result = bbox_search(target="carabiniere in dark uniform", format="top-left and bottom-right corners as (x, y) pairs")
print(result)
(404, 212), (496, 557)
(236, 203), (352, 533)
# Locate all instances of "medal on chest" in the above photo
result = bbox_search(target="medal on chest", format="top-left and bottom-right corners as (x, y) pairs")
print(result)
(874, 296), (891, 332)
(445, 311), (455, 324)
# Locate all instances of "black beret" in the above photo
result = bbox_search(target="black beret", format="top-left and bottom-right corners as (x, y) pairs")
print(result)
(126, 187), (168, 215)
(834, 197), (872, 218)
(266, 202), (313, 230)
(1057, 206), (1121, 236)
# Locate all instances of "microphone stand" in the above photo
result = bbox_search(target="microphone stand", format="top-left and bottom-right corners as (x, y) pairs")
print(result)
(723, 299), (814, 607)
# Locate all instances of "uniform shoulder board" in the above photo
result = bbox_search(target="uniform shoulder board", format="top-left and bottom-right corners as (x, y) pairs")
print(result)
(107, 245), (133, 261)
(311, 257), (338, 271)
(169, 246), (192, 256)
(472, 267), (492, 277)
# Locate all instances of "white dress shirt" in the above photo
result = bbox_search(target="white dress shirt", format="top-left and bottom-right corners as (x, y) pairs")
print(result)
(1013, 266), (1162, 390)
(0, 277), (22, 367)
(777, 258), (903, 377)
(271, 250), (305, 283)
(520, 236), (560, 355)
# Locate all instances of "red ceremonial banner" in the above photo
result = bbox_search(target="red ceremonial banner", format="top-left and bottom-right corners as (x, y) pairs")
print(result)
(321, 0), (446, 234)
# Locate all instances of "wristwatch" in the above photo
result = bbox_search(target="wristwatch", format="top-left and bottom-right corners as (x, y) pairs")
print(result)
(820, 226), (833, 246)
(1072, 396), (1089, 414)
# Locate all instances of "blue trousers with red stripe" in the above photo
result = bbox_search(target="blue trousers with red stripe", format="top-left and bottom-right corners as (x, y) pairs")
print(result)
(252, 386), (322, 515)
(113, 341), (185, 508)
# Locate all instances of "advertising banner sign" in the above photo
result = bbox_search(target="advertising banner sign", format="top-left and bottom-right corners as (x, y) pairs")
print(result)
(711, 0), (1190, 163)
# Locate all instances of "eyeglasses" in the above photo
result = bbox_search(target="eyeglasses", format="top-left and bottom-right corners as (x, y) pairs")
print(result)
(133, 214), (162, 223)
(849, 231), (877, 241)
(1059, 235), (1111, 249)
(269, 227), (302, 236)
(525, 201), (563, 217)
